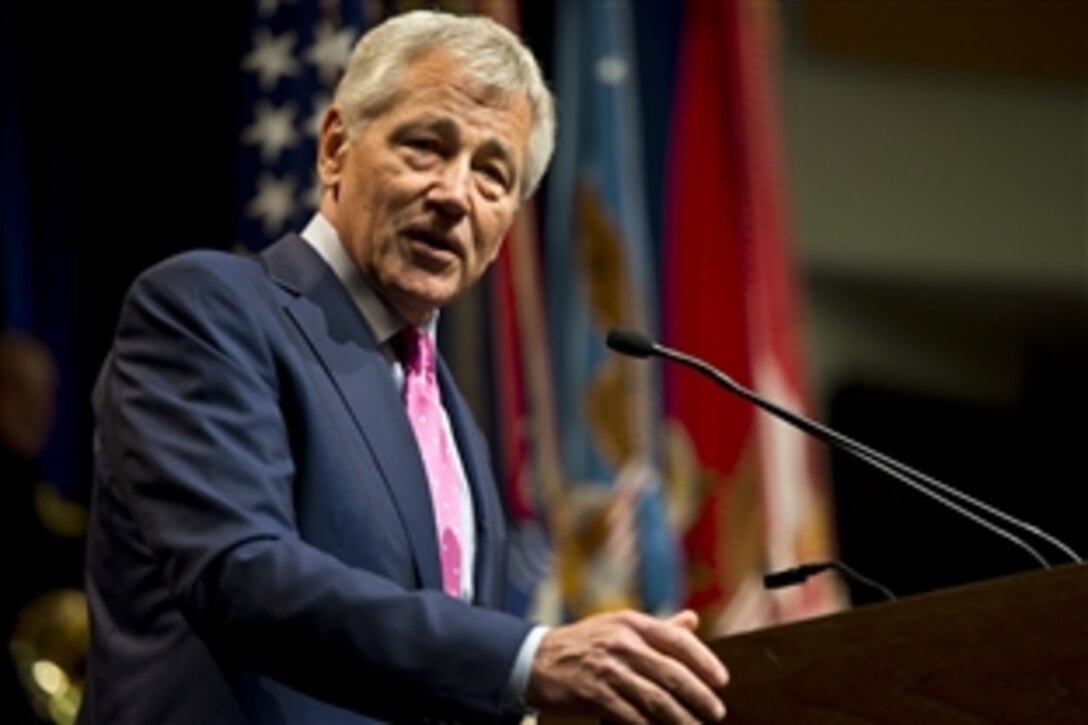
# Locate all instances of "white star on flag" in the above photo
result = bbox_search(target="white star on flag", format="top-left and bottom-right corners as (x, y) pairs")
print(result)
(242, 28), (302, 91)
(242, 100), (301, 163)
(307, 21), (356, 86)
(246, 173), (299, 235)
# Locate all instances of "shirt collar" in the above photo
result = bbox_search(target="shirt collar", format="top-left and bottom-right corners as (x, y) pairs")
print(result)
(300, 213), (438, 346)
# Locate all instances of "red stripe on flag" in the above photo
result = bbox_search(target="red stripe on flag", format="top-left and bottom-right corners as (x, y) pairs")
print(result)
(665, 0), (843, 628)
(665, 0), (755, 614)
(491, 242), (534, 520)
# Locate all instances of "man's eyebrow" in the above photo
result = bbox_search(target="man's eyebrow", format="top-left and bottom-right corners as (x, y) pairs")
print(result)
(393, 116), (519, 171)
(477, 138), (518, 171)
(393, 115), (456, 138)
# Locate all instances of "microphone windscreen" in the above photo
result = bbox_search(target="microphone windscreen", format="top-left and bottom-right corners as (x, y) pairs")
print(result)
(763, 568), (809, 590)
(606, 328), (656, 358)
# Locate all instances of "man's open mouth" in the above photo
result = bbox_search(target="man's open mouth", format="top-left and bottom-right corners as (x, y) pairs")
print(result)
(404, 228), (460, 257)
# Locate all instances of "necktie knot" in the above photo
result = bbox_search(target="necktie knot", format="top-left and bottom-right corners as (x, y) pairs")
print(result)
(395, 326), (434, 378)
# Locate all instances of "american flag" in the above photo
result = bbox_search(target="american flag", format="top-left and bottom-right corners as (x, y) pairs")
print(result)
(233, 0), (381, 251)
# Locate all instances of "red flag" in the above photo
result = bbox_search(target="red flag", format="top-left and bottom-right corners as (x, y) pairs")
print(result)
(664, 0), (844, 634)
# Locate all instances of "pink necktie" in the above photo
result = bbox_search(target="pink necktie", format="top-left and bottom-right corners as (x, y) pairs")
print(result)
(397, 327), (463, 598)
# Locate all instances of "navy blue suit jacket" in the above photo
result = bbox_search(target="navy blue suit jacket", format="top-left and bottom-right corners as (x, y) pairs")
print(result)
(80, 235), (533, 724)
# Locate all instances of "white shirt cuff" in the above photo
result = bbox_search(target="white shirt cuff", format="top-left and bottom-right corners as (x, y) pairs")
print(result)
(503, 624), (549, 713)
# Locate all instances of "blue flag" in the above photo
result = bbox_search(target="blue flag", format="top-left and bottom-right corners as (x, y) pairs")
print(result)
(545, 0), (681, 616)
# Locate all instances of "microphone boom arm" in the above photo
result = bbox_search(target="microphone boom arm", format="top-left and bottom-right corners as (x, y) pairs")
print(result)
(640, 336), (1082, 568)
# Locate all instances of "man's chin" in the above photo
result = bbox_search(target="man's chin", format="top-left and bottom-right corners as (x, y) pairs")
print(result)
(386, 280), (460, 324)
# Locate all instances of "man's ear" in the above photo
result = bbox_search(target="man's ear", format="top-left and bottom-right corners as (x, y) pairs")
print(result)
(317, 106), (349, 189)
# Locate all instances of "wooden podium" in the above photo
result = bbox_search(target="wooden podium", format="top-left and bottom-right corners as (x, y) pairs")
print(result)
(542, 563), (1088, 723)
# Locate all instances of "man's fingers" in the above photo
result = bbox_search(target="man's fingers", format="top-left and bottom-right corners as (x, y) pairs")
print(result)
(596, 612), (726, 722)
(609, 665), (704, 725)
(593, 683), (653, 725)
(639, 614), (729, 692)
(667, 608), (699, 632)
(620, 631), (726, 723)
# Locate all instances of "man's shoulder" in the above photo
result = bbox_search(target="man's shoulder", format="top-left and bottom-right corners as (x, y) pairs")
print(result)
(126, 246), (273, 301)
(132, 234), (310, 293)
(140, 246), (260, 282)
(114, 246), (283, 330)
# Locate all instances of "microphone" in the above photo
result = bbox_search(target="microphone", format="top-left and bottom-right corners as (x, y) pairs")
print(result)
(605, 328), (657, 358)
(605, 327), (1082, 569)
(763, 561), (897, 601)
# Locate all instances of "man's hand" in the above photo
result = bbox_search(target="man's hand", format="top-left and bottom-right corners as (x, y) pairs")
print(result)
(525, 609), (728, 724)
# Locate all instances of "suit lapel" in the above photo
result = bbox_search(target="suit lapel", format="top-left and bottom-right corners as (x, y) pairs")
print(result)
(260, 235), (443, 591)
(437, 357), (502, 607)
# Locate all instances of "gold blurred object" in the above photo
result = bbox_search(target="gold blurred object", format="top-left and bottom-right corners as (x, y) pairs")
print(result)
(10, 588), (88, 724)
(33, 481), (88, 540)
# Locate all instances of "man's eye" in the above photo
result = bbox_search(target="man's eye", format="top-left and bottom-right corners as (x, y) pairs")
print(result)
(405, 138), (440, 154)
(478, 165), (510, 189)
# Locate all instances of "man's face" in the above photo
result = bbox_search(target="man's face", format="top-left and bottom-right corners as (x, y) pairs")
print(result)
(318, 49), (532, 324)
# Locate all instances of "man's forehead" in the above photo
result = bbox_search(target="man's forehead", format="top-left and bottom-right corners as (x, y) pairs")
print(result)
(385, 81), (531, 152)
(397, 48), (528, 112)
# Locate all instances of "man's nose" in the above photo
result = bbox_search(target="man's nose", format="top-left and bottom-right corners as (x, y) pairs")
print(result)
(426, 160), (471, 218)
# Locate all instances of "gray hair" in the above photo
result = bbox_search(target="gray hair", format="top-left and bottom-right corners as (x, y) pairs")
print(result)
(334, 10), (556, 199)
